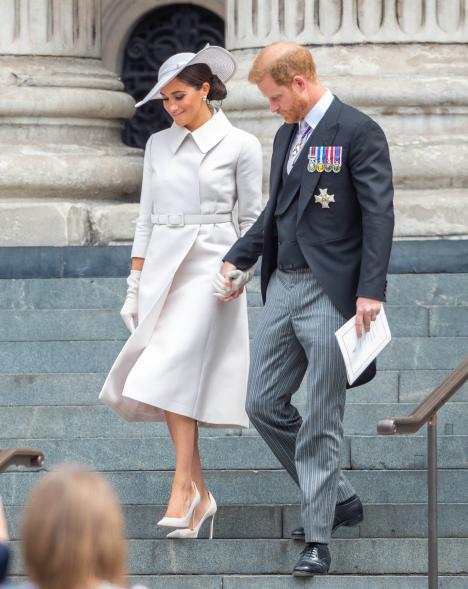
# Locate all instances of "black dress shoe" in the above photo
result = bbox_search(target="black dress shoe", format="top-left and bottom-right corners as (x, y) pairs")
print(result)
(291, 494), (364, 540)
(292, 542), (331, 576)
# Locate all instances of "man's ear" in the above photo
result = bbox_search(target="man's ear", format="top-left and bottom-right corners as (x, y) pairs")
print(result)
(291, 75), (306, 92)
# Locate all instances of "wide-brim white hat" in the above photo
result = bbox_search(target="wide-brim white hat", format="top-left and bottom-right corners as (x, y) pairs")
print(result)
(135, 44), (237, 108)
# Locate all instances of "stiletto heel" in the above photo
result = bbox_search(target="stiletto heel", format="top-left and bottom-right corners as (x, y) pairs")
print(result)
(166, 492), (217, 539)
(208, 513), (215, 539)
(157, 482), (200, 528)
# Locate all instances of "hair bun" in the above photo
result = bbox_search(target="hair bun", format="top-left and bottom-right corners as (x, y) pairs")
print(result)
(207, 74), (227, 101)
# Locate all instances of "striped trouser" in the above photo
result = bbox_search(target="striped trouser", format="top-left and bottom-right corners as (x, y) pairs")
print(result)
(246, 268), (356, 543)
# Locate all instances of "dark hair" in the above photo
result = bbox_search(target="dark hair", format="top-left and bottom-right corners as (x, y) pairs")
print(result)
(176, 63), (227, 101)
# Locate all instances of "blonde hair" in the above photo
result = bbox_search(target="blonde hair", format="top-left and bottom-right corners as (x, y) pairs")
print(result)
(21, 465), (126, 589)
(248, 43), (317, 86)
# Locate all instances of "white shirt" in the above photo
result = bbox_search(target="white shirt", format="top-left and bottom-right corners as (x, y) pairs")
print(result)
(287, 88), (334, 173)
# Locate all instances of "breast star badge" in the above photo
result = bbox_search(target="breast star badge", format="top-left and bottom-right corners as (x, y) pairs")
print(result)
(314, 187), (335, 209)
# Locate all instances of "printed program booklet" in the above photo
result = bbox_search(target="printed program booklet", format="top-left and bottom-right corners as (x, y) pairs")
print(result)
(335, 305), (391, 385)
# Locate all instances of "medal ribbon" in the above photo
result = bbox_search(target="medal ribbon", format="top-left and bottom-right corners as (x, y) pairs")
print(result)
(319, 146), (324, 165)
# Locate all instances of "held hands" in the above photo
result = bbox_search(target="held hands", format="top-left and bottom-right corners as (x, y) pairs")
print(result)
(355, 296), (381, 337)
(213, 262), (255, 302)
(120, 269), (141, 333)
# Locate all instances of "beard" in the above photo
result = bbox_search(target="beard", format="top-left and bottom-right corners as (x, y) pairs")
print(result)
(279, 93), (310, 124)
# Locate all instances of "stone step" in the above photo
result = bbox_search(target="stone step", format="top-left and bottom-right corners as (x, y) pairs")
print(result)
(2, 470), (468, 506)
(9, 576), (468, 589)
(6, 538), (468, 575)
(1, 402), (467, 439)
(0, 435), (336, 471)
(3, 304), (462, 341)
(4, 502), (468, 540)
(351, 435), (468, 469)
(129, 576), (468, 589)
(0, 337), (466, 374)
(0, 274), (467, 310)
(1, 369), (466, 406)
(2, 435), (466, 472)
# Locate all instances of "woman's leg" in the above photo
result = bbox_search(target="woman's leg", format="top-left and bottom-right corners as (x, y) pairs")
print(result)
(164, 410), (197, 518)
(190, 425), (212, 525)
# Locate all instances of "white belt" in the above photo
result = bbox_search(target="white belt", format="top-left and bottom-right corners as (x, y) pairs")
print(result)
(151, 212), (232, 227)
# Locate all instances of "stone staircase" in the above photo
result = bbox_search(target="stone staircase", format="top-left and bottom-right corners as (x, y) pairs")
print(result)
(0, 268), (468, 588)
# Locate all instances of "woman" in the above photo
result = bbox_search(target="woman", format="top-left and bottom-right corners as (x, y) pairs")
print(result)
(21, 465), (130, 589)
(99, 45), (262, 538)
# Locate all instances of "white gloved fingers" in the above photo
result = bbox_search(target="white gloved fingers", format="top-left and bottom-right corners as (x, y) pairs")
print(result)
(121, 312), (136, 333)
(227, 268), (254, 290)
(127, 269), (141, 293)
(120, 288), (139, 333)
(213, 272), (229, 290)
(227, 269), (242, 289)
(213, 272), (233, 297)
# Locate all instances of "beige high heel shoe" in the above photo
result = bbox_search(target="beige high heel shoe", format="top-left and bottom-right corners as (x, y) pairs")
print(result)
(157, 482), (200, 529)
(166, 492), (217, 539)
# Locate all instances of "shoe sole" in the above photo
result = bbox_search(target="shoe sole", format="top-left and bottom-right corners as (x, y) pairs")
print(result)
(292, 570), (328, 577)
(291, 515), (364, 541)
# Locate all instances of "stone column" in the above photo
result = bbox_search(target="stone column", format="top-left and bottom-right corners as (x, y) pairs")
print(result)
(0, 0), (142, 245)
(224, 0), (468, 239)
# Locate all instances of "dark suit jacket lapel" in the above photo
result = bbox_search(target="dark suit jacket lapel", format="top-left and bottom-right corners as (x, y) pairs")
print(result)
(274, 97), (342, 217)
(269, 123), (297, 203)
(296, 97), (342, 222)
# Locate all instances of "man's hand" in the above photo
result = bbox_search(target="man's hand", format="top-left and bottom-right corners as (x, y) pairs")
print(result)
(213, 261), (244, 302)
(355, 297), (381, 337)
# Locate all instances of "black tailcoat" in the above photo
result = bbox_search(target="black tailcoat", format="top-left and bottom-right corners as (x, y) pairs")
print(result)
(225, 96), (394, 386)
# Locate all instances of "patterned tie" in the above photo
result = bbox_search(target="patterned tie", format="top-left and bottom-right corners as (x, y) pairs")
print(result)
(291, 121), (312, 158)
(287, 121), (313, 174)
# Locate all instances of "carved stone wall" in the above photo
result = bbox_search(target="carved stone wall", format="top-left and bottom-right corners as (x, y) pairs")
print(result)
(0, 0), (102, 56)
(227, 0), (468, 48)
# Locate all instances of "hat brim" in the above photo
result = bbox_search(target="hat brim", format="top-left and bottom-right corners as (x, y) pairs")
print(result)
(135, 45), (237, 108)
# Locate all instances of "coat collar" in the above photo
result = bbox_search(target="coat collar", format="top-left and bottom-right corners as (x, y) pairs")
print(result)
(168, 108), (233, 154)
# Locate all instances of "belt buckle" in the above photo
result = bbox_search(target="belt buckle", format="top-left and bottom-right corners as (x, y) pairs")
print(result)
(167, 213), (184, 227)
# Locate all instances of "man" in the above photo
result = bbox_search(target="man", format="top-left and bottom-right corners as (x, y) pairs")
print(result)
(217, 43), (394, 576)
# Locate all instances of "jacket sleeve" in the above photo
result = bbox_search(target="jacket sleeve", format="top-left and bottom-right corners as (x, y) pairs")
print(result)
(236, 133), (263, 236)
(223, 207), (266, 270)
(131, 136), (154, 259)
(0, 544), (9, 584)
(349, 118), (394, 301)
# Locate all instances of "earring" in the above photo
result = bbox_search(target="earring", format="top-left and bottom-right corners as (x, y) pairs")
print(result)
(202, 96), (207, 102)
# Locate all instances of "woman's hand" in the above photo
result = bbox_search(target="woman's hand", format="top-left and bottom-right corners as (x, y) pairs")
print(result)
(213, 262), (255, 302)
(120, 270), (141, 333)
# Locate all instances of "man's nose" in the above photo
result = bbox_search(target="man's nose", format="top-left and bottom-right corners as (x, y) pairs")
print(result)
(270, 102), (278, 113)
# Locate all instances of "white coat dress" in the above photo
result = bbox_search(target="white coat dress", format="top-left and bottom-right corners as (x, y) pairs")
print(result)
(99, 109), (262, 428)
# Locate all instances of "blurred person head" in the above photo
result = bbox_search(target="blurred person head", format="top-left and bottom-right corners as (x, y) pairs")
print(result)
(21, 464), (126, 589)
(248, 42), (324, 124)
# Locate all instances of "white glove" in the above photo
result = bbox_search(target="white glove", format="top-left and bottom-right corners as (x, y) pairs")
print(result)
(213, 266), (255, 298)
(120, 270), (141, 333)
